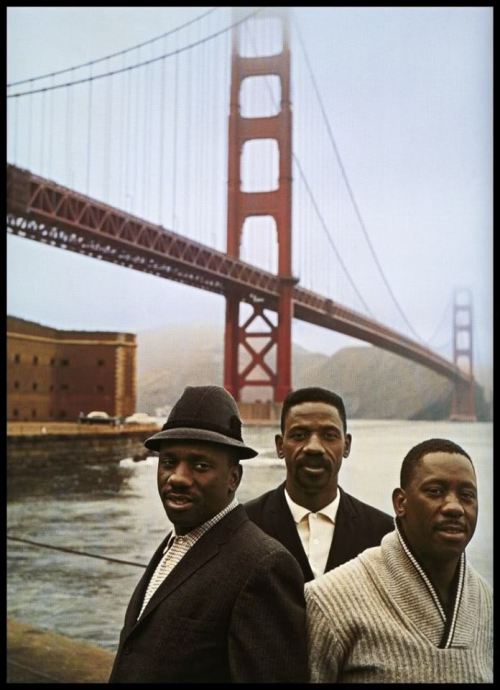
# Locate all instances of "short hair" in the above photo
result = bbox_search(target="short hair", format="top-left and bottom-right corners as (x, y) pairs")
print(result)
(280, 387), (347, 434)
(400, 438), (473, 489)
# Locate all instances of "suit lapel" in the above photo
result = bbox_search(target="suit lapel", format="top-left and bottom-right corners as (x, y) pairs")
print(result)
(133, 507), (247, 627)
(327, 488), (359, 569)
(268, 485), (314, 581)
(123, 534), (172, 631)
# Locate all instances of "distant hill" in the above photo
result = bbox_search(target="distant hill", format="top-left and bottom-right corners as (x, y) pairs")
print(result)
(294, 345), (490, 421)
(136, 325), (491, 421)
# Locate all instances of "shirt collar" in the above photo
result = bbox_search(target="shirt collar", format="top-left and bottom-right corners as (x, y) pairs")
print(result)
(163, 497), (239, 551)
(284, 487), (341, 525)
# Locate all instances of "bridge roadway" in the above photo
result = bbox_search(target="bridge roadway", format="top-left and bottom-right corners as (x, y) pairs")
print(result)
(7, 164), (468, 384)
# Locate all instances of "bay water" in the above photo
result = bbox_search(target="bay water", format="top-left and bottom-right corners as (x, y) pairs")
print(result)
(7, 420), (493, 651)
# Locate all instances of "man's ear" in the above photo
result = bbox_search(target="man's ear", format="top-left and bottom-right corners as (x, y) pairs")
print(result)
(229, 463), (243, 493)
(343, 433), (352, 458)
(275, 434), (284, 458)
(392, 487), (407, 517)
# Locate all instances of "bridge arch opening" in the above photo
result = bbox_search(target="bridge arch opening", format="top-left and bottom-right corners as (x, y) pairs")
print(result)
(240, 215), (278, 274)
(239, 75), (281, 118)
(240, 138), (279, 192)
(456, 356), (473, 377)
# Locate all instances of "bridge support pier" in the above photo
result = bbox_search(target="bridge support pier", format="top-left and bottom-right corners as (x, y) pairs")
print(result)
(224, 8), (294, 403)
(450, 288), (476, 421)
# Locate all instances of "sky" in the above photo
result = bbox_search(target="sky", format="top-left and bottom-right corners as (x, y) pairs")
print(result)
(6, 6), (493, 385)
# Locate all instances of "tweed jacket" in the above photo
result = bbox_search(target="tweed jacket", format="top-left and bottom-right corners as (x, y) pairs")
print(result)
(244, 482), (394, 581)
(109, 505), (308, 684)
(305, 529), (493, 682)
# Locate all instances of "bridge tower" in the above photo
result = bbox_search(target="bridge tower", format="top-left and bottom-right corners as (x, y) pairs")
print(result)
(450, 288), (476, 421)
(224, 8), (296, 403)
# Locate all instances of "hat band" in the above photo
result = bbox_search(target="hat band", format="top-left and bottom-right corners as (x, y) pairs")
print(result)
(161, 417), (243, 442)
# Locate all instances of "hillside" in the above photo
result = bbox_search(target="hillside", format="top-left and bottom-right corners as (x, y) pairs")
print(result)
(136, 325), (491, 421)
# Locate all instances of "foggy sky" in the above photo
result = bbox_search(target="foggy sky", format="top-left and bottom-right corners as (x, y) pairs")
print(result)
(6, 7), (493, 382)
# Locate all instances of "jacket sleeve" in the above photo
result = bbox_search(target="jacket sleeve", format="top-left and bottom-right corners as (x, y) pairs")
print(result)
(305, 584), (342, 682)
(228, 547), (308, 683)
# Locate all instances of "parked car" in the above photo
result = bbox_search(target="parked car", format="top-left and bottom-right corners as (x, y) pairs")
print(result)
(124, 412), (158, 425)
(78, 411), (120, 426)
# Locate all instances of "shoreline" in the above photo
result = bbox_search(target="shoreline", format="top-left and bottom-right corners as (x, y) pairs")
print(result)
(7, 618), (115, 683)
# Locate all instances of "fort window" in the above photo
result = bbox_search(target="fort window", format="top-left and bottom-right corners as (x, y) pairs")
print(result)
(14, 381), (19, 389)
(96, 384), (104, 392)
(32, 409), (37, 418)
(97, 359), (105, 366)
(60, 384), (69, 391)
(14, 354), (20, 364)
(59, 410), (67, 419)
(60, 358), (69, 366)
(32, 382), (38, 391)
(33, 356), (38, 365)
(13, 409), (19, 417)
(50, 358), (55, 365)
(50, 385), (54, 392)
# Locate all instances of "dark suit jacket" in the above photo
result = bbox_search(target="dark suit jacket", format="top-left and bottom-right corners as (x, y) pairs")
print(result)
(244, 483), (394, 582)
(109, 505), (307, 683)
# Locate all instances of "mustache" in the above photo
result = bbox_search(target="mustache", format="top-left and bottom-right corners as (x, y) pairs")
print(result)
(298, 454), (328, 467)
(435, 520), (466, 531)
(163, 489), (196, 500)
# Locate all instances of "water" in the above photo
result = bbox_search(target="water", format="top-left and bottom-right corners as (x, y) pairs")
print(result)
(7, 420), (493, 652)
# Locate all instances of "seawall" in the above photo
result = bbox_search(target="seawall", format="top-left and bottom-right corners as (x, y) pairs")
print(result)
(7, 422), (159, 467)
(7, 618), (115, 683)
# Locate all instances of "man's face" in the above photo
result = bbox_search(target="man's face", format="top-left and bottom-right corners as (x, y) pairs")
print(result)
(157, 440), (242, 535)
(276, 401), (351, 505)
(393, 451), (478, 564)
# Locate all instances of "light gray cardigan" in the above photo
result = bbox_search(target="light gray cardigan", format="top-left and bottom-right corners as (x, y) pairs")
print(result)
(305, 528), (493, 683)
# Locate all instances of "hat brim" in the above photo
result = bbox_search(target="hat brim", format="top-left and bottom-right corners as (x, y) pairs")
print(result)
(144, 427), (258, 459)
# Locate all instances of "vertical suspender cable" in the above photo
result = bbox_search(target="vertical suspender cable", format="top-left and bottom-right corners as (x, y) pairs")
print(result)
(65, 71), (73, 186)
(48, 75), (54, 180)
(200, 19), (208, 244)
(12, 97), (19, 164)
(194, 18), (202, 241)
(188, 36), (195, 237)
(133, 47), (141, 215)
(124, 62), (132, 212)
(141, 56), (149, 217)
(203, 19), (211, 245)
(40, 90), (46, 177)
(86, 65), (93, 196)
(158, 37), (166, 226)
(116, 54), (125, 211)
(184, 45), (192, 234)
(27, 81), (33, 169)
(145, 50), (154, 219)
(103, 58), (112, 202)
(172, 44), (179, 231)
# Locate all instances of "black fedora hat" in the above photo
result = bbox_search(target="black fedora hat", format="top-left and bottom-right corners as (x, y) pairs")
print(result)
(144, 385), (258, 459)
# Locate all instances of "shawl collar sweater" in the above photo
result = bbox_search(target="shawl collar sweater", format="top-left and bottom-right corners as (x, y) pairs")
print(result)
(305, 528), (493, 683)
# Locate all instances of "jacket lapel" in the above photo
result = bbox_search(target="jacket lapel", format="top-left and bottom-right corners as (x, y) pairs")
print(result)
(268, 484), (314, 581)
(133, 506), (248, 627)
(123, 534), (172, 631)
(326, 488), (359, 569)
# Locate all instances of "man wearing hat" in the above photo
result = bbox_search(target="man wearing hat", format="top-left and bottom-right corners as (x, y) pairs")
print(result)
(109, 385), (308, 684)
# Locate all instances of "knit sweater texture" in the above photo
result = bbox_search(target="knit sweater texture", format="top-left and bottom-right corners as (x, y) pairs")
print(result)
(305, 529), (493, 683)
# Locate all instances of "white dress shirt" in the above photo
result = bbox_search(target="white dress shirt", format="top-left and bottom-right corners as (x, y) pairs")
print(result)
(284, 488), (340, 578)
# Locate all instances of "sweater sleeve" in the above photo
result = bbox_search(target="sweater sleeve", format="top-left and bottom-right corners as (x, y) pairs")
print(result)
(305, 583), (343, 682)
(228, 547), (308, 683)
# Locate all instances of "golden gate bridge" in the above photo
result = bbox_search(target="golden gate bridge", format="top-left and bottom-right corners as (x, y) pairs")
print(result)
(6, 7), (476, 419)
